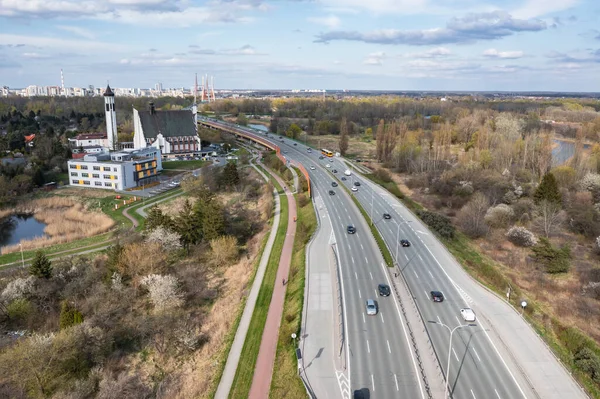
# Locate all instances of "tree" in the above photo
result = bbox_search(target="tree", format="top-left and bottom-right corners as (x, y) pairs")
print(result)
(29, 251), (52, 279)
(220, 162), (240, 188)
(376, 119), (385, 161)
(210, 236), (238, 267)
(286, 123), (302, 139)
(236, 113), (248, 126)
(506, 226), (538, 247)
(145, 206), (172, 231)
(175, 199), (203, 249)
(531, 237), (571, 273)
(458, 192), (489, 238)
(202, 201), (225, 241)
(140, 274), (183, 311)
(534, 200), (563, 237)
(145, 226), (182, 250)
(59, 301), (84, 330)
(534, 172), (562, 205)
(339, 117), (349, 156)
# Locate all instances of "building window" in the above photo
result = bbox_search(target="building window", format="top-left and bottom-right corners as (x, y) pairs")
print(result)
(113, 167), (117, 172)
(104, 182), (112, 187)
(93, 166), (100, 171)
(70, 172), (78, 176)
(69, 164), (77, 169)
(81, 165), (88, 170)
(106, 104), (109, 112)
(83, 180), (90, 185)
(81, 173), (89, 178)
(103, 175), (111, 179)
(94, 181), (102, 186)
(103, 166), (111, 171)
(92, 174), (100, 178)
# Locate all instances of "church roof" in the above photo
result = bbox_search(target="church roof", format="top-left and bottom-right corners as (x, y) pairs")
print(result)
(137, 109), (197, 139)
(103, 85), (114, 97)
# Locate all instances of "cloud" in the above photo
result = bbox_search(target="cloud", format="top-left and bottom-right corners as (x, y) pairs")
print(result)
(364, 51), (385, 65)
(308, 15), (341, 29)
(318, 0), (427, 15)
(315, 11), (546, 46)
(482, 48), (524, 59)
(56, 25), (96, 40)
(512, 0), (580, 19)
(0, 34), (128, 52)
(189, 45), (266, 56)
(404, 47), (452, 58)
(546, 49), (600, 64)
(21, 52), (51, 59)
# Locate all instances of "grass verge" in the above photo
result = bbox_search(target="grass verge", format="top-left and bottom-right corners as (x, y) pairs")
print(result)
(228, 188), (289, 399)
(270, 192), (316, 398)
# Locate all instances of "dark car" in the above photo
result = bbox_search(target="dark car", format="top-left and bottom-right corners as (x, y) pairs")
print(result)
(354, 181), (361, 186)
(293, 143), (297, 146)
(383, 213), (391, 219)
(347, 225), (356, 234)
(341, 177), (347, 181)
(329, 190), (335, 195)
(431, 291), (444, 302)
(332, 182), (338, 187)
(378, 284), (391, 297)
(332, 169), (338, 173)
(319, 156), (324, 160)
(400, 239), (410, 247)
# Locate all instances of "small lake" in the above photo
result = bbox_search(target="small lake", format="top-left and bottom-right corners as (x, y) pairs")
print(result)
(0, 214), (47, 249)
(249, 124), (268, 132)
(552, 140), (592, 167)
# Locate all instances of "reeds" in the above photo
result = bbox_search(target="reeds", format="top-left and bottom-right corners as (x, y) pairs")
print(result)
(1, 197), (115, 254)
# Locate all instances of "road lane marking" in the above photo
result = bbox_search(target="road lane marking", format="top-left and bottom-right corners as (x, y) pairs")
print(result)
(387, 340), (392, 354)
(413, 270), (419, 278)
(473, 347), (481, 362)
(495, 389), (501, 399)
(358, 289), (362, 299)
(362, 313), (366, 323)
(380, 312), (385, 323)
(404, 253), (409, 260)
(455, 316), (462, 325)
(428, 270), (434, 279)
(425, 290), (430, 301)
(352, 256), (355, 264)
(367, 340), (370, 353)
(360, 243), (364, 250)
(371, 375), (375, 392)
(365, 256), (368, 263)
(394, 374), (399, 391)
(369, 272), (373, 280)
(355, 271), (358, 280)
(418, 254), (424, 262)
(453, 347), (459, 362)
(471, 389), (477, 399)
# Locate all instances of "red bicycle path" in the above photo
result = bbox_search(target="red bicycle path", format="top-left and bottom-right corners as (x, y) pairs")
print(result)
(248, 165), (297, 399)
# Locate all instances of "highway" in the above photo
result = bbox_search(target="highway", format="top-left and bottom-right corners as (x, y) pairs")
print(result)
(202, 120), (426, 398)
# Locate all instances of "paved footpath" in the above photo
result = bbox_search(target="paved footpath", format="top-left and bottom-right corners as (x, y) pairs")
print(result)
(248, 163), (298, 399)
(215, 161), (282, 399)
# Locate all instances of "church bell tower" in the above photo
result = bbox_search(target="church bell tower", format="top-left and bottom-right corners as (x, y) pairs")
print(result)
(104, 84), (117, 151)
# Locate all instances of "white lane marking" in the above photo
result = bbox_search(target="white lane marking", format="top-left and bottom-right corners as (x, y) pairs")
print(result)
(367, 339), (370, 353)
(453, 347), (459, 362)
(394, 374), (399, 391)
(387, 340), (392, 354)
(471, 389), (477, 399)
(360, 243), (364, 250)
(358, 289), (362, 299)
(369, 272), (373, 280)
(418, 254), (424, 262)
(495, 389), (501, 399)
(425, 290), (430, 301)
(455, 316), (462, 325)
(352, 256), (355, 264)
(413, 269), (419, 279)
(380, 312), (385, 324)
(362, 313), (366, 323)
(473, 346), (482, 362)
(437, 315), (442, 324)
(428, 270), (434, 279)
(371, 374), (375, 392)
(365, 256), (368, 263)
(404, 253), (409, 260)
(355, 271), (358, 280)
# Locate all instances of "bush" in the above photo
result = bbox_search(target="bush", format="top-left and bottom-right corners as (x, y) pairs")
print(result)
(210, 235), (238, 267)
(145, 226), (182, 251)
(485, 204), (515, 228)
(580, 173), (600, 193)
(59, 301), (84, 330)
(567, 202), (600, 238)
(531, 237), (571, 274)
(373, 168), (392, 183)
(140, 274), (184, 311)
(512, 198), (535, 223)
(297, 193), (310, 208)
(417, 210), (455, 239)
(1, 276), (36, 303)
(506, 226), (538, 247)
(457, 192), (489, 238)
(6, 298), (33, 321)
(574, 347), (600, 383)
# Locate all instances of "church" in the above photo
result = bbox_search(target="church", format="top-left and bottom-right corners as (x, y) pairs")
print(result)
(132, 102), (200, 156)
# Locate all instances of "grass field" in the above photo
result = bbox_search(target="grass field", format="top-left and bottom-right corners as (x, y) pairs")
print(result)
(228, 183), (288, 399)
(161, 160), (207, 170)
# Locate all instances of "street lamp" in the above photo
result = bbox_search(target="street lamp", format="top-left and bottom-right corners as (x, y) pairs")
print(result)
(428, 321), (476, 399)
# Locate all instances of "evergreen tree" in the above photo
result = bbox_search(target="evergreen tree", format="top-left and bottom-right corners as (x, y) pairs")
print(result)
(175, 199), (203, 249)
(29, 251), (52, 279)
(339, 117), (349, 156)
(59, 301), (84, 330)
(202, 201), (225, 241)
(534, 172), (562, 205)
(220, 162), (240, 188)
(145, 206), (172, 231)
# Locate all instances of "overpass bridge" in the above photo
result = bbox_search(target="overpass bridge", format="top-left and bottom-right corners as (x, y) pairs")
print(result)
(199, 117), (311, 197)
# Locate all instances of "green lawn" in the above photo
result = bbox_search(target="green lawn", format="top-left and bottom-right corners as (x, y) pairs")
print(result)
(161, 160), (207, 170)
(228, 191), (289, 399)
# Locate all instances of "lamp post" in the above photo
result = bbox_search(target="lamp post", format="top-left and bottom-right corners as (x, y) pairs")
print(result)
(19, 243), (25, 269)
(394, 220), (413, 266)
(428, 321), (475, 398)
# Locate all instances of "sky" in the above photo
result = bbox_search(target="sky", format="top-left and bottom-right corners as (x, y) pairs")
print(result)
(0, 0), (599, 92)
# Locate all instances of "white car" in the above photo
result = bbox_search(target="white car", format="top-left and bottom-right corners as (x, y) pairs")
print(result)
(310, 166), (316, 170)
(325, 164), (331, 168)
(344, 169), (352, 176)
(366, 299), (378, 316)
(460, 308), (476, 322)
(351, 186), (358, 192)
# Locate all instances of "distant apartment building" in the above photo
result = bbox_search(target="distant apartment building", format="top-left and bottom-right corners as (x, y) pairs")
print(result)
(68, 133), (109, 149)
(68, 147), (162, 191)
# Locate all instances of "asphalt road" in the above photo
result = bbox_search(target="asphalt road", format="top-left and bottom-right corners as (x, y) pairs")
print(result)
(204, 120), (425, 398)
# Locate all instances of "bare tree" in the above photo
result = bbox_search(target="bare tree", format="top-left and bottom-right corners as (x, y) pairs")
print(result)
(534, 200), (563, 237)
(458, 192), (490, 238)
(339, 117), (349, 156)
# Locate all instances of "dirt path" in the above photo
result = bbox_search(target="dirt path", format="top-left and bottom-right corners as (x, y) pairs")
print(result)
(248, 162), (298, 399)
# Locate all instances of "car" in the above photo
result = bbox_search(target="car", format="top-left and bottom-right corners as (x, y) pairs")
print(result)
(400, 239), (410, 247)
(460, 308), (476, 322)
(329, 158), (334, 162)
(214, 159), (220, 163)
(354, 181), (361, 186)
(351, 186), (358, 192)
(319, 156), (324, 160)
(344, 169), (352, 176)
(328, 190), (335, 195)
(331, 182), (338, 187)
(341, 177), (347, 181)
(332, 169), (338, 173)
(310, 165), (316, 170)
(431, 291), (444, 302)
(366, 299), (378, 315)
(347, 225), (356, 234)
(307, 149), (312, 153)
(283, 150), (288, 154)
(326, 164), (331, 168)
(383, 213), (391, 219)
(293, 143), (297, 146)
(378, 284), (391, 297)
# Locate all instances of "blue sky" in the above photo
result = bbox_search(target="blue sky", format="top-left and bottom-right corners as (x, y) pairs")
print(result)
(0, 0), (599, 91)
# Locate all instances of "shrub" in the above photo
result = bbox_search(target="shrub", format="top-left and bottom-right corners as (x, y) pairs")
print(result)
(567, 201), (600, 238)
(210, 235), (238, 267)
(140, 274), (184, 311)
(551, 166), (577, 189)
(574, 347), (600, 383)
(531, 237), (571, 274)
(1, 276), (36, 303)
(373, 168), (392, 183)
(580, 173), (600, 193)
(297, 193), (310, 208)
(417, 210), (455, 239)
(145, 226), (182, 251)
(29, 250), (53, 279)
(512, 198), (535, 223)
(6, 298), (33, 321)
(506, 226), (538, 247)
(59, 301), (84, 330)
(485, 204), (515, 228)
(457, 192), (489, 238)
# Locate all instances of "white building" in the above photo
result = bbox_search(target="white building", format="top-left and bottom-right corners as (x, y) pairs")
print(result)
(103, 85), (118, 150)
(68, 133), (109, 149)
(68, 147), (162, 191)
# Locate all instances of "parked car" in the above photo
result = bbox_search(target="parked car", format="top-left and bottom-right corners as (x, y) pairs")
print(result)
(431, 291), (444, 302)
(332, 169), (338, 173)
(326, 164), (331, 168)
(461, 308), (476, 322)
(400, 239), (410, 247)
(378, 284), (391, 297)
(366, 299), (378, 315)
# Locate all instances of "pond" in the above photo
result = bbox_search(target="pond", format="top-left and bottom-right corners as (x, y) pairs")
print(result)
(0, 214), (47, 249)
(552, 140), (592, 167)
(249, 124), (268, 132)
